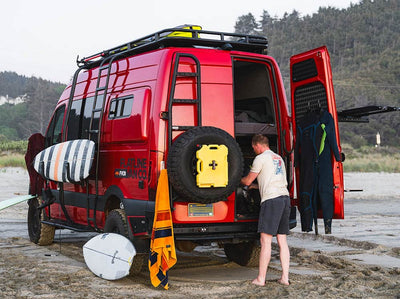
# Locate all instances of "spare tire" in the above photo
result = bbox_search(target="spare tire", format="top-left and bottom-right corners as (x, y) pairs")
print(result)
(167, 126), (243, 203)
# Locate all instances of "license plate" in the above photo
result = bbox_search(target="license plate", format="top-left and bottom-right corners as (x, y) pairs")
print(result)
(188, 203), (214, 217)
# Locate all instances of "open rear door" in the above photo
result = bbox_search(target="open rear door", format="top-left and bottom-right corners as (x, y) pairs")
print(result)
(290, 46), (344, 220)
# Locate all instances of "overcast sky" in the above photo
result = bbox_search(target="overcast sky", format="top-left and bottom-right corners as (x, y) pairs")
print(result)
(1, 0), (359, 83)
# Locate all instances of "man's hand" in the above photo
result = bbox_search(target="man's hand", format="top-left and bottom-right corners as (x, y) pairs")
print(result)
(240, 171), (258, 187)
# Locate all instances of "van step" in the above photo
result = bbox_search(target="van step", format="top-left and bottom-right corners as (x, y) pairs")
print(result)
(41, 219), (96, 232)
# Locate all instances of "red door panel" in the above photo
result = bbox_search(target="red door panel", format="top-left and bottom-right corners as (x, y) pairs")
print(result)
(290, 46), (344, 219)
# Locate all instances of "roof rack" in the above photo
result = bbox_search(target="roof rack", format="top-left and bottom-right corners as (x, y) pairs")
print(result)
(77, 26), (268, 69)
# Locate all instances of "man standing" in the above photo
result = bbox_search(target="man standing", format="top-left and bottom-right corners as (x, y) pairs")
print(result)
(241, 134), (290, 286)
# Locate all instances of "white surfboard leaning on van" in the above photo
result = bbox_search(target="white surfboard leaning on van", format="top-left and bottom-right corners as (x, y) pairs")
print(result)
(83, 233), (136, 280)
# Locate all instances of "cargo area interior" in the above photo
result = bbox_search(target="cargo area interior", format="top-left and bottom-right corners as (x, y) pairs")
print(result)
(233, 60), (277, 218)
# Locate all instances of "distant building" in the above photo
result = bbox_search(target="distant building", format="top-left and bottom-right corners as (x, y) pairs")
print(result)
(0, 94), (27, 106)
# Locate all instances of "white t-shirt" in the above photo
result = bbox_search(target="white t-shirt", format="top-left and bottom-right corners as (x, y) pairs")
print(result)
(250, 149), (289, 203)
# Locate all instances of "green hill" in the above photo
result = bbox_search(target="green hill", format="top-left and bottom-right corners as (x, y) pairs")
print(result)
(0, 72), (65, 140)
(235, 0), (400, 147)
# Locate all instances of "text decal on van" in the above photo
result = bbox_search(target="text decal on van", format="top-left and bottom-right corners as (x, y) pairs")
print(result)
(114, 158), (147, 179)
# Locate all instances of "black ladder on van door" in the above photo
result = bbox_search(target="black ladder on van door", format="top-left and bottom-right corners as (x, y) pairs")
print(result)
(167, 53), (202, 149)
(86, 54), (129, 228)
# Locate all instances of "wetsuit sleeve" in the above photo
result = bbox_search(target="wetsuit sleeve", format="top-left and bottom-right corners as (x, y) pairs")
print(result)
(325, 113), (341, 162)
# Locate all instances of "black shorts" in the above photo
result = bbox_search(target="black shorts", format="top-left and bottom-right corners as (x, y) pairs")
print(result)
(258, 195), (290, 235)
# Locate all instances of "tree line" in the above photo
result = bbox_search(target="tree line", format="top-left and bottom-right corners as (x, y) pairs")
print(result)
(0, 72), (65, 141)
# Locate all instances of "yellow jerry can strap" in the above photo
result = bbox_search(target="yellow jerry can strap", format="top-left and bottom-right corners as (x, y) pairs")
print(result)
(196, 144), (228, 188)
(167, 25), (202, 38)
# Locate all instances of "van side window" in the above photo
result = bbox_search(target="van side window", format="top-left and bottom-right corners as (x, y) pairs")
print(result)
(67, 99), (82, 140)
(109, 96), (134, 119)
(67, 96), (99, 141)
(45, 105), (65, 147)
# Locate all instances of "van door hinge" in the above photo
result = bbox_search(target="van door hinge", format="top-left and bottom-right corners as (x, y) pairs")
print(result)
(160, 111), (169, 120)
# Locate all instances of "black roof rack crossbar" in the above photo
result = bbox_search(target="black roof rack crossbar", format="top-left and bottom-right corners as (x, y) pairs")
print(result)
(77, 27), (268, 69)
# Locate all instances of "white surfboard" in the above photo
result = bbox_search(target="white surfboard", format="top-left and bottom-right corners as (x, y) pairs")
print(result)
(0, 194), (36, 211)
(33, 139), (95, 183)
(83, 233), (136, 280)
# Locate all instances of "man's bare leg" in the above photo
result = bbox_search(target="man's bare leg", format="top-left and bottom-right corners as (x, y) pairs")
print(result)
(276, 234), (290, 285)
(252, 233), (273, 286)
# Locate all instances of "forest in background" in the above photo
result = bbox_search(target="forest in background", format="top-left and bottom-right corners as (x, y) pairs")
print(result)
(0, 0), (399, 148)
(0, 72), (65, 141)
(235, 0), (399, 147)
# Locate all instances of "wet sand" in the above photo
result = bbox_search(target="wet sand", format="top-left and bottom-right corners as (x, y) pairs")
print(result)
(0, 168), (399, 298)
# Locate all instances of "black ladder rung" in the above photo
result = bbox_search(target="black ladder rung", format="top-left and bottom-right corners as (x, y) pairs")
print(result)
(173, 99), (199, 104)
(96, 86), (106, 92)
(172, 125), (196, 131)
(92, 108), (103, 113)
(177, 72), (198, 77)
(99, 65), (110, 71)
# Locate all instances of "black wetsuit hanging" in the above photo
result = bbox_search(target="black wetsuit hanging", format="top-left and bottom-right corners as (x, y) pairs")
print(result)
(316, 110), (341, 234)
(294, 111), (322, 232)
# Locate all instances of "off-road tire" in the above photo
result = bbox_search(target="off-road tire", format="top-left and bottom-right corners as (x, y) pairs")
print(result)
(27, 196), (55, 246)
(167, 126), (243, 203)
(224, 241), (260, 267)
(104, 209), (146, 274)
(104, 209), (129, 236)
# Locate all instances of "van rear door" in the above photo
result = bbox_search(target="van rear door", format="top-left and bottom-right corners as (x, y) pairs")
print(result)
(290, 46), (344, 220)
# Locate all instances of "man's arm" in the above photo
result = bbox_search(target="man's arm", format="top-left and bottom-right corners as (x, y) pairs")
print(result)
(241, 171), (258, 187)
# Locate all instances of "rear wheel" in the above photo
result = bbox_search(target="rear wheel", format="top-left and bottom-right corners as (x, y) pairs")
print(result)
(104, 209), (146, 275)
(27, 196), (55, 246)
(223, 241), (260, 267)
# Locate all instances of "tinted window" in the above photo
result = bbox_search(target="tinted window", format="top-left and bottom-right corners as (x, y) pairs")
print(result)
(67, 96), (99, 141)
(45, 105), (65, 147)
(109, 96), (134, 119)
(67, 99), (83, 140)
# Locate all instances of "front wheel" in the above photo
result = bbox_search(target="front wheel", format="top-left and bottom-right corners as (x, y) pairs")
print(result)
(104, 209), (129, 237)
(104, 209), (146, 274)
(27, 196), (55, 246)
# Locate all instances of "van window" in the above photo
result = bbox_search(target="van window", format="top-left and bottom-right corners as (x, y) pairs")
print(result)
(45, 105), (65, 147)
(109, 96), (134, 119)
(67, 96), (99, 141)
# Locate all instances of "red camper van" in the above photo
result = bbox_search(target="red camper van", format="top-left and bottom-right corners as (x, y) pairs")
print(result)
(26, 26), (344, 269)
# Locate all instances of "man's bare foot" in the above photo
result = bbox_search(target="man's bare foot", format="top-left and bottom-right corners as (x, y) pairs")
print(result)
(252, 278), (265, 286)
(277, 279), (290, 286)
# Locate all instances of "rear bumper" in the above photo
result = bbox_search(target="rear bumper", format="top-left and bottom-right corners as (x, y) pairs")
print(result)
(173, 221), (259, 243)
(174, 205), (296, 242)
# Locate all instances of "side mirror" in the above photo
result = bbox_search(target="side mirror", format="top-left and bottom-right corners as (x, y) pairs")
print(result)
(341, 152), (346, 162)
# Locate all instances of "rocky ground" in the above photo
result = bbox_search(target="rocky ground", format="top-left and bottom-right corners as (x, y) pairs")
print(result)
(0, 168), (399, 298)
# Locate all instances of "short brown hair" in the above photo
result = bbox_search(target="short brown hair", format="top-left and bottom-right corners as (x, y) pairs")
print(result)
(252, 134), (269, 146)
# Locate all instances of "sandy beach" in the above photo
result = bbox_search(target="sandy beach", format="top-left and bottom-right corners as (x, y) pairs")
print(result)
(0, 168), (399, 298)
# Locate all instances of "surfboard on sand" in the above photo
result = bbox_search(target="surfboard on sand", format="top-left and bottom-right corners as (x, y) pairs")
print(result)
(0, 194), (36, 211)
(83, 233), (136, 280)
(33, 139), (95, 183)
